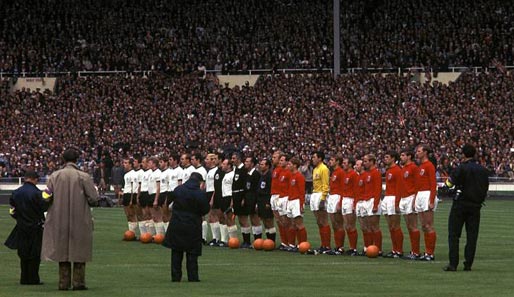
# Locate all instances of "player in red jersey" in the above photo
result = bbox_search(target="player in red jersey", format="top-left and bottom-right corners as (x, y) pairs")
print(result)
(415, 145), (438, 261)
(382, 151), (404, 258)
(285, 157), (307, 251)
(270, 151), (287, 247)
(325, 155), (346, 255)
(361, 154), (383, 255)
(276, 154), (292, 250)
(341, 157), (359, 255)
(399, 149), (422, 260)
(353, 159), (369, 255)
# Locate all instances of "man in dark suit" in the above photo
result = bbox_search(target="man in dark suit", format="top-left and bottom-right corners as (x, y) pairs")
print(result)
(163, 172), (210, 282)
(4, 170), (48, 285)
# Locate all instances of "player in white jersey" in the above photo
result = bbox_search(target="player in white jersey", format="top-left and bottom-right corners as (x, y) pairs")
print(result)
(192, 153), (208, 182)
(159, 155), (171, 231)
(205, 153), (220, 246)
(147, 157), (164, 235)
(180, 153), (195, 183)
(220, 158), (237, 241)
(121, 158), (138, 238)
(132, 155), (146, 235)
(191, 152), (208, 244)
(138, 156), (154, 235)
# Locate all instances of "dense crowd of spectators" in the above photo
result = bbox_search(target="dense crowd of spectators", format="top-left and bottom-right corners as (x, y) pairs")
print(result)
(1, 0), (512, 73)
(1, 70), (513, 181)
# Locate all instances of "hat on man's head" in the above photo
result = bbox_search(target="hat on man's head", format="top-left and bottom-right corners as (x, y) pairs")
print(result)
(24, 170), (39, 179)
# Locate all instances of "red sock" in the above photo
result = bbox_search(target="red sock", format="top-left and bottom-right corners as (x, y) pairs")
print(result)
(334, 230), (345, 249)
(425, 231), (436, 255)
(373, 230), (382, 251)
(287, 228), (296, 246)
(409, 230), (420, 255)
(319, 226), (331, 248)
(348, 229), (358, 250)
(297, 227), (307, 243)
(389, 229), (396, 252)
(363, 231), (373, 248)
(279, 225), (287, 245)
(395, 228), (404, 253)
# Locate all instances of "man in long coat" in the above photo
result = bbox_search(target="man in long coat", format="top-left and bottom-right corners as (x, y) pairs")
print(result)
(164, 172), (210, 282)
(41, 149), (98, 290)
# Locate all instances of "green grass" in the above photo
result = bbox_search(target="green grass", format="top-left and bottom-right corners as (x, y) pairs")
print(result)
(1, 200), (514, 297)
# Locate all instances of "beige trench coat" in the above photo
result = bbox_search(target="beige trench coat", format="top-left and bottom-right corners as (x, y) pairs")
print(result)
(41, 163), (98, 262)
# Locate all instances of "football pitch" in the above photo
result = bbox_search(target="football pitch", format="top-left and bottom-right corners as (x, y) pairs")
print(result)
(1, 200), (514, 297)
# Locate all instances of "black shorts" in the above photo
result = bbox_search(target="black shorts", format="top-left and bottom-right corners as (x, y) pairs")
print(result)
(158, 192), (168, 207)
(205, 192), (214, 203)
(212, 194), (223, 210)
(245, 192), (258, 215)
(257, 194), (273, 219)
(122, 193), (137, 206)
(167, 191), (175, 204)
(232, 192), (248, 216)
(219, 196), (232, 213)
(139, 192), (151, 207)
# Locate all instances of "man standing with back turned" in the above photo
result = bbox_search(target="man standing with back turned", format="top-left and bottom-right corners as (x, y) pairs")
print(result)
(41, 149), (99, 291)
(443, 144), (489, 272)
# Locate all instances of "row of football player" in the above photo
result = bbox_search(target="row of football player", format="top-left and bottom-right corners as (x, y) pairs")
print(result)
(118, 146), (437, 260)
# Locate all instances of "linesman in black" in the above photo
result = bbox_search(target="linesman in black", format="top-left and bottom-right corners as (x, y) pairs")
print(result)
(443, 144), (489, 272)
(4, 170), (49, 285)
(256, 158), (276, 241)
(231, 152), (251, 247)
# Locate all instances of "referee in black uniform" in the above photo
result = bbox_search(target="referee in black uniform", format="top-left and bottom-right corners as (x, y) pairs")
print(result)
(443, 144), (489, 272)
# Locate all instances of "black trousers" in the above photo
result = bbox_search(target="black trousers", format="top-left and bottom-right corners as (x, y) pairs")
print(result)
(19, 257), (41, 284)
(448, 202), (481, 269)
(171, 250), (199, 282)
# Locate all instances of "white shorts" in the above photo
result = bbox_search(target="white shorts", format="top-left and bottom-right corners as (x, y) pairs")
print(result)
(356, 198), (380, 217)
(381, 195), (397, 216)
(415, 191), (438, 212)
(286, 199), (303, 218)
(399, 195), (415, 215)
(341, 197), (355, 215)
(270, 194), (280, 211)
(277, 196), (289, 216)
(326, 194), (341, 214)
(310, 192), (323, 211)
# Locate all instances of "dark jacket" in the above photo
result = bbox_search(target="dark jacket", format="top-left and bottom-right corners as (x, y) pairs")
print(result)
(449, 159), (489, 207)
(4, 182), (48, 258)
(163, 178), (210, 255)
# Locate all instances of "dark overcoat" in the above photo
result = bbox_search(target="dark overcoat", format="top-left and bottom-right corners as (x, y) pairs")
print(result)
(163, 178), (210, 255)
(5, 182), (48, 258)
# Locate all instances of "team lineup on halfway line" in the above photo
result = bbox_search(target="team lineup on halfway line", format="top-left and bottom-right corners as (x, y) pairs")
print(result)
(120, 144), (438, 261)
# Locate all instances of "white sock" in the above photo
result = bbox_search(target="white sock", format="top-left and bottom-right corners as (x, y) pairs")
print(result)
(220, 224), (229, 243)
(228, 225), (238, 239)
(164, 222), (169, 231)
(202, 221), (208, 241)
(266, 227), (277, 235)
(138, 221), (147, 235)
(210, 222), (220, 241)
(146, 220), (156, 235)
(155, 222), (165, 235)
(128, 222), (138, 234)
(241, 226), (251, 235)
(252, 225), (263, 236)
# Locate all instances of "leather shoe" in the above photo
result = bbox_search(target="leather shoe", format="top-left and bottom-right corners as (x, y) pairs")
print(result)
(463, 266), (472, 271)
(72, 285), (88, 290)
(443, 265), (457, 272)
